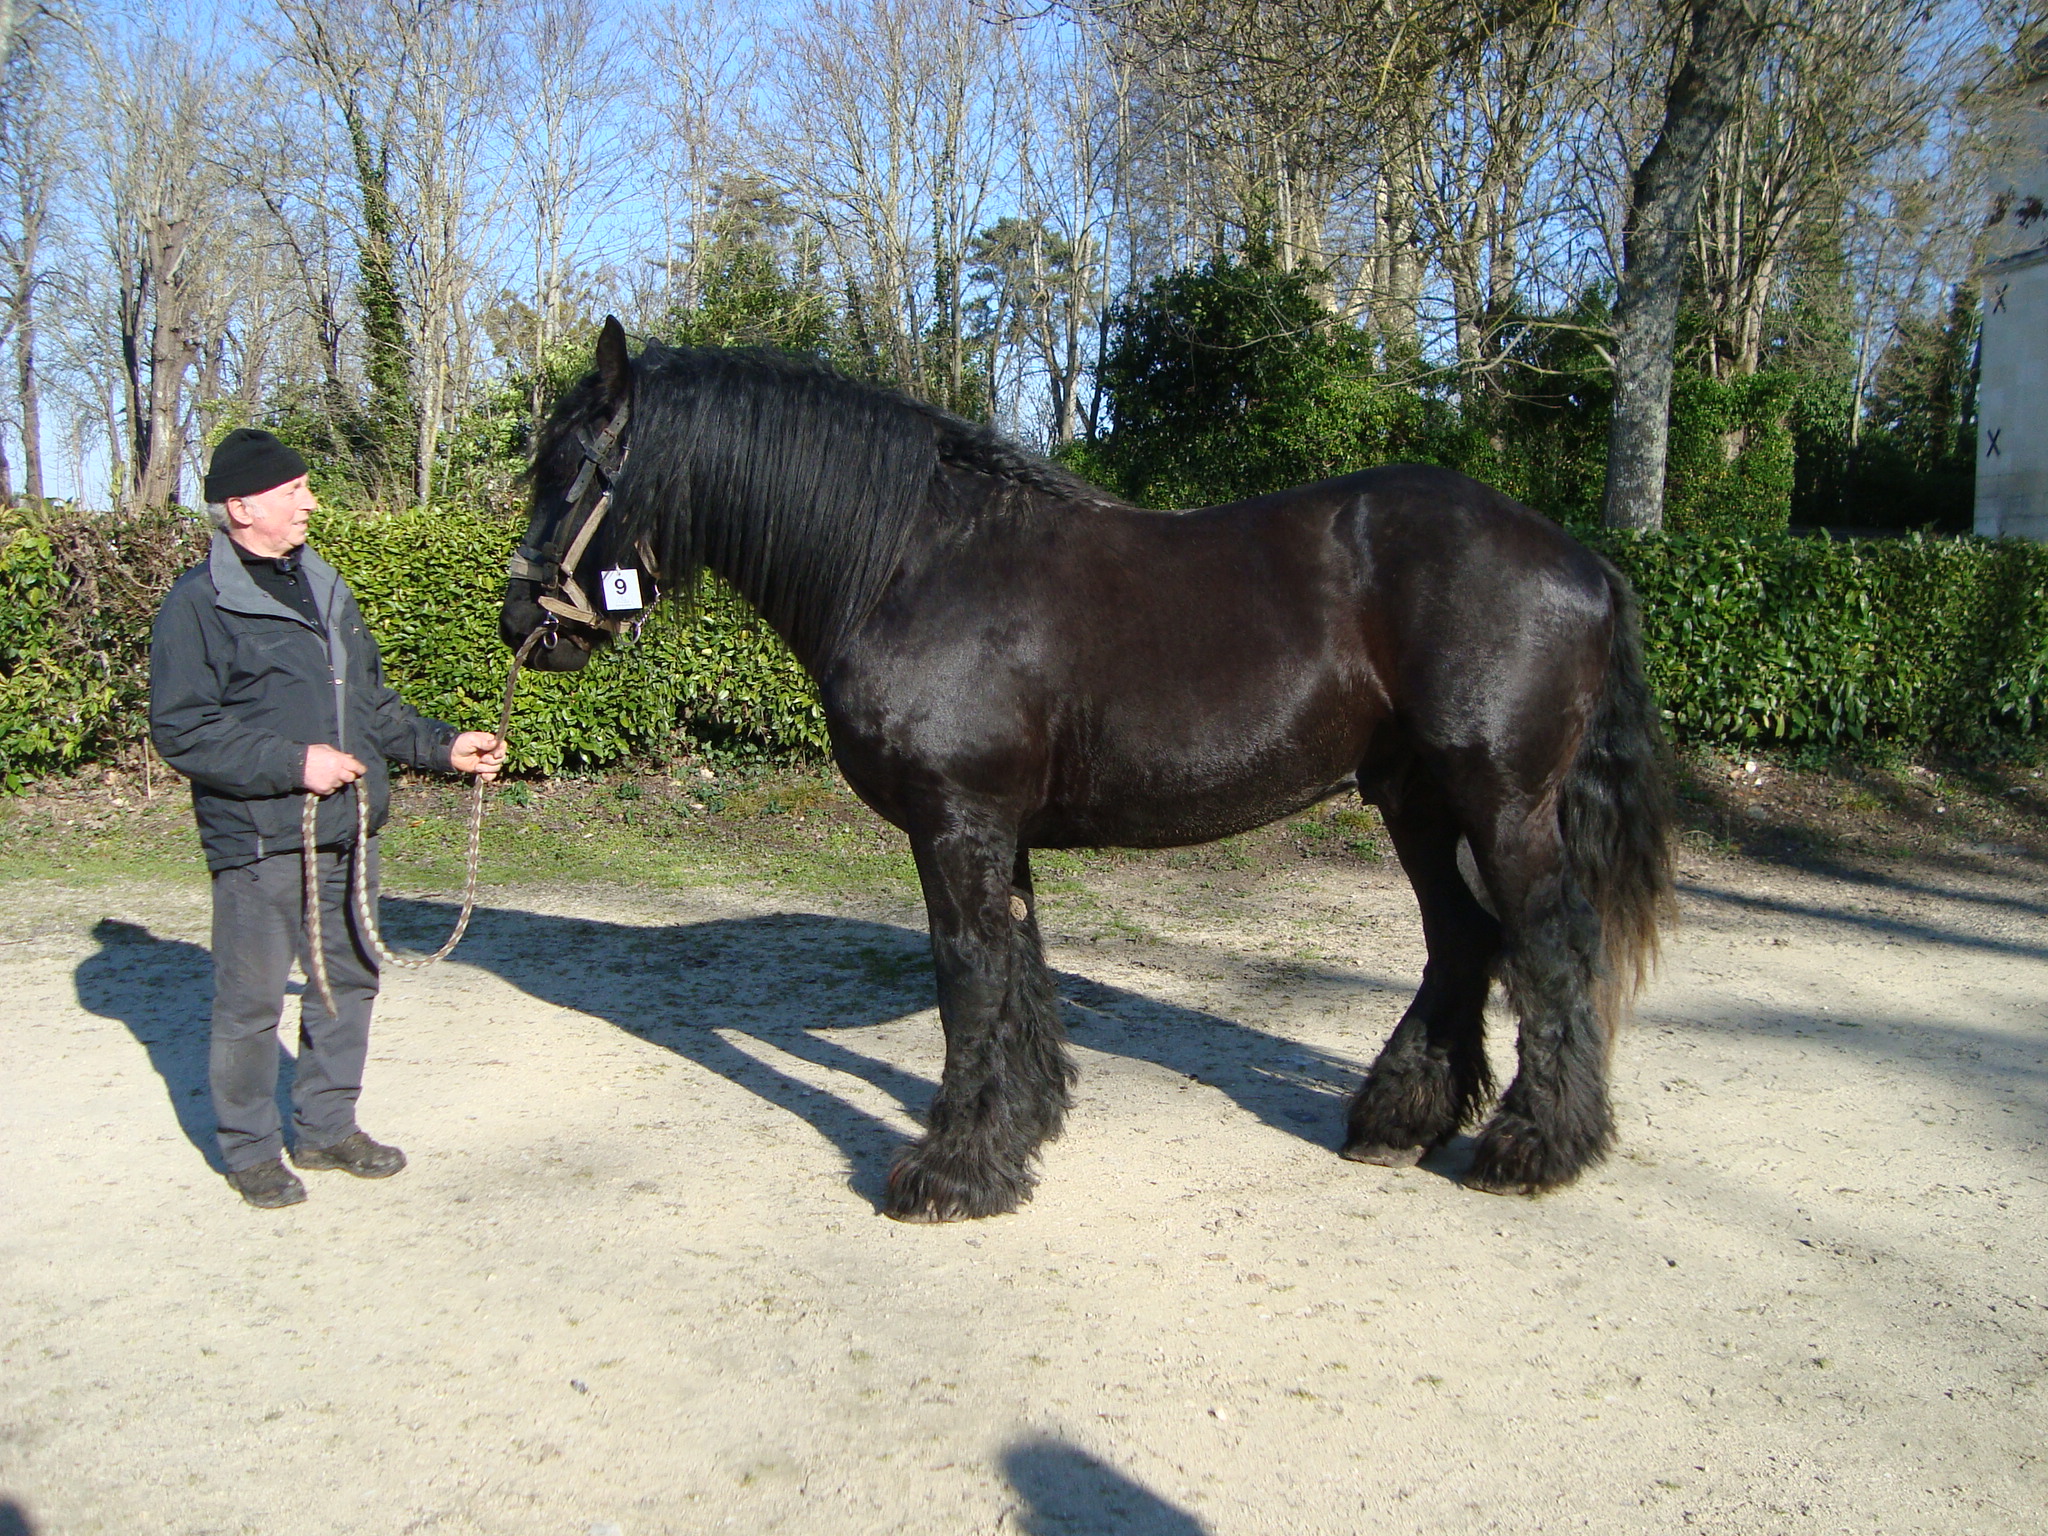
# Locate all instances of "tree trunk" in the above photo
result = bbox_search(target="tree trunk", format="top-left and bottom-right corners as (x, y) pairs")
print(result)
(0, 0), (24, 83)
(17, 285), (41, 499)
(134, 217), (198, 507)
(1372, 163), (1425, 365)
(1602, 0), (1763, 531)
(13, 198), (41, 499)
(344, 100), (413, 499)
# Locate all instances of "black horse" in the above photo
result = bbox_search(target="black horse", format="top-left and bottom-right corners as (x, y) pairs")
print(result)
(502, 317), (1674, 1223)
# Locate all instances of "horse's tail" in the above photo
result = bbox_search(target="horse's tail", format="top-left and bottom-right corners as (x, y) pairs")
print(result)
(1560, 559), (1677, 1042)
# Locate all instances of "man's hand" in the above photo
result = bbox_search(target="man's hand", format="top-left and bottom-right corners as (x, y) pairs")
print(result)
(303, 743), (367, 796)
(450, 731), (506, 782)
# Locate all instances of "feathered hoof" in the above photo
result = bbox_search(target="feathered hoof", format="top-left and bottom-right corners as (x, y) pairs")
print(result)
(883, 1144), (1031, 1223)
(1464, 1110), (1608, 1196)
(1338, 1139), (1428, 1167)
(1343, 1073), (1465, 1164)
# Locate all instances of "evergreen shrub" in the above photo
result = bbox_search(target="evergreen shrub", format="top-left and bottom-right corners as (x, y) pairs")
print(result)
(0, 501), (829, 790)
(314, 505), (830, 770)
(0, 502), (209, 790)
(7, 507), (2046, 793)
(1597, 530), (2048, 745)
(1662, 371), (1799, 537)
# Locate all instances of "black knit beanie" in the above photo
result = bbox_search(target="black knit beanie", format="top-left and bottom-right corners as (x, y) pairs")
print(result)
(204, 429), (309, 503)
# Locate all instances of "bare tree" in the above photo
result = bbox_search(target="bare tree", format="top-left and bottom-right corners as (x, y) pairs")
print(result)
(1006, 8), (1124, 442)
(0, 0), (45, 85)
(642, 0), (759, 319)
(1404, 14), (1578, 380)
(510, 0), (627, 416)
(1602, 0), (1765, 531)
(1690, 0), (1959, 382)
(276, 0), (512, 507)
(0, 6), (63, 498)
(768, 0), (1018, 410)
(1096, 0), (1566, 357)
(75, 15), (243, 507)
(272, 0), (417, 499)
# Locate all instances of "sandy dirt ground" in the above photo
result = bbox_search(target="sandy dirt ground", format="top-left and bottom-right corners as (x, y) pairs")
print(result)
(2, 838), (2044, 1536)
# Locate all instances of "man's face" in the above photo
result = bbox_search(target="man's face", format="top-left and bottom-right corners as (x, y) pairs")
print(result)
(225, 475), (318, 558)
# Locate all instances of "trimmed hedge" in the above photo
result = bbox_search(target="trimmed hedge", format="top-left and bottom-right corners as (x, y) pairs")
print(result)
(0, 502), (828, 787)
(3, 503), (2046, 790)
(314, 505), (829, 771)
(1597, 531), (2048, 746)
(0, 503), (209, 791)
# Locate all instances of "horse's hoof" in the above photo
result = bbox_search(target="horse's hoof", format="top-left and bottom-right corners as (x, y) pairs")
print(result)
(1338, 1140), (1426, 1167)
(1465, 1110), (1606, 1196)
(883, 1150), (1028, 1223)
(1462, 1168), (1542, 1196)
(882, 1204), (959, 1225)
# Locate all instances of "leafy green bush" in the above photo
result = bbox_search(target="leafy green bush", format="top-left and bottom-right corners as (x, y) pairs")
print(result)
(1081, 257), (1822, 537)
(314, 505), (829, 771)
(0, 503), (209, 791)
(1662, 371), (1800, 537)
(1086, 246), (1470, 509)
(0, 501), (828, 791)
(1598, 531), (2048, 746)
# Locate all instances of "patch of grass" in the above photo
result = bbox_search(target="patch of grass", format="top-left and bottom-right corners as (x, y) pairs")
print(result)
(0, 779), (207, 887)
(9, 739), (2043, 911)
(833, 941), (930, 992)
(0, 762), (924, 906)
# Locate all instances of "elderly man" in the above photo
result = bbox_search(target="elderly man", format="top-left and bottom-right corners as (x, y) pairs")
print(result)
(150, 428), (505, 1208)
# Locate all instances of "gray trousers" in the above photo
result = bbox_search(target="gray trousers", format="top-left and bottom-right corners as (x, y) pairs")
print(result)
(209, 840), (381, 1171)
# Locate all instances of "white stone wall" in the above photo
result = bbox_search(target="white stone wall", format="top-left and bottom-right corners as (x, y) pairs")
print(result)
(1975, 249), (2048, 540)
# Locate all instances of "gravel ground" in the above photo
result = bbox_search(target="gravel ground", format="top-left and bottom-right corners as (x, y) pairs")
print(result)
(2, 832), (2044, 1535)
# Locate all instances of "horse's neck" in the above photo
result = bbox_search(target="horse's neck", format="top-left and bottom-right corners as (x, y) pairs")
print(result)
(692, 490), (875, 676)
(674, 399), (954, 672)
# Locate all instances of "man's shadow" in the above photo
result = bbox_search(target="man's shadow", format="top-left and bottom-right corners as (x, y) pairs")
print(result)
(1000, 1437), (1210, 1534)
(76, 903), (1409, 1205)
(73, 918), (300, 1174)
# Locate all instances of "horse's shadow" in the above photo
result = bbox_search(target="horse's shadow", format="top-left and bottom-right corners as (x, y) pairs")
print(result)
(380, 898), (1399, 1206)
(71, 902), (1408, 1205)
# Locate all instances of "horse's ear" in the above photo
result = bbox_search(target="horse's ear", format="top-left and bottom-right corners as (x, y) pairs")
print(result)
(595, 315), (631, 403)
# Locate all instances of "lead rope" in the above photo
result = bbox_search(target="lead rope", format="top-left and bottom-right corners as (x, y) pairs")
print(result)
(301, 627), (547, 1016)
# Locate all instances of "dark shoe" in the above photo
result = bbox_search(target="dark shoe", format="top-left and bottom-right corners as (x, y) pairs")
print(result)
(228, 1159), (307, 1209)
(293, 1131), (407, 1179)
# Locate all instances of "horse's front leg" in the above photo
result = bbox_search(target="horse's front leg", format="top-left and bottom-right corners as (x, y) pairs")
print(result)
(886, 830), (1074, 1222)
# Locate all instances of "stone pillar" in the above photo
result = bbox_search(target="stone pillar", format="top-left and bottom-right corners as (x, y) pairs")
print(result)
(1975, 249), (2048, 541)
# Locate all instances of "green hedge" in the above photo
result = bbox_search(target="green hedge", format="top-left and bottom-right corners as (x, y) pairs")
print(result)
(0, 503), (209, 791)
(0, 502), (828, 787)
(0, 520), (107, 791)
(4, 504), (2046, 791)
(314, 506), (829, 771)
(1597, 531), (2048, 746)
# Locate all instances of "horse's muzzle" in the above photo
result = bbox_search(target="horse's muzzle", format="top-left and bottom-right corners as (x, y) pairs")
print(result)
(500, 583), (600, 672)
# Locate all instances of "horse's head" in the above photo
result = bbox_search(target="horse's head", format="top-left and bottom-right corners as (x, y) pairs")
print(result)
(501, 315), (655, 673)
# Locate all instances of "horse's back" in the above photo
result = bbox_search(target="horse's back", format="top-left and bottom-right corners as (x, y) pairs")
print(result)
(828, 463), (1616, 845)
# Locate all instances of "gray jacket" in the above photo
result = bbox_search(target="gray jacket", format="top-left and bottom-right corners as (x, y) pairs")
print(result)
(149, 532), (457, 870)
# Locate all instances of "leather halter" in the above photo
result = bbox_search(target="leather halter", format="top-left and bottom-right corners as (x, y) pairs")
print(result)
(508, 397), (648, 634)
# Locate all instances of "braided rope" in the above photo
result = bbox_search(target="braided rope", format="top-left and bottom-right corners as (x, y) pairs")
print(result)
(302, 628), (544, 1016)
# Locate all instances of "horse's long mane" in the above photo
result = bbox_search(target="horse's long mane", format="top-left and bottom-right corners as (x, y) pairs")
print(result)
(566, 343), (1117, 659)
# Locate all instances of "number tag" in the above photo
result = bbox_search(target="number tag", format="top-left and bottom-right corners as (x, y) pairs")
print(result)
(600, 568), (643, 612)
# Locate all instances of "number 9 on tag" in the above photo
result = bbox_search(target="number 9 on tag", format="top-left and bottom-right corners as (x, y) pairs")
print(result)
(600, 568), (643, 612)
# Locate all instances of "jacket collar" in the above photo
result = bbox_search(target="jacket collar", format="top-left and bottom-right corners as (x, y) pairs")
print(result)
(207, 530), (342, 630)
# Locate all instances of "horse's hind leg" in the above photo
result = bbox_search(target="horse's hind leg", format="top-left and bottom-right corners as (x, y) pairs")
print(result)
(1342, 796), (1501, 1165)
(886, 831), (1074, 1222)
(1463, 812), (1613, 1194)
